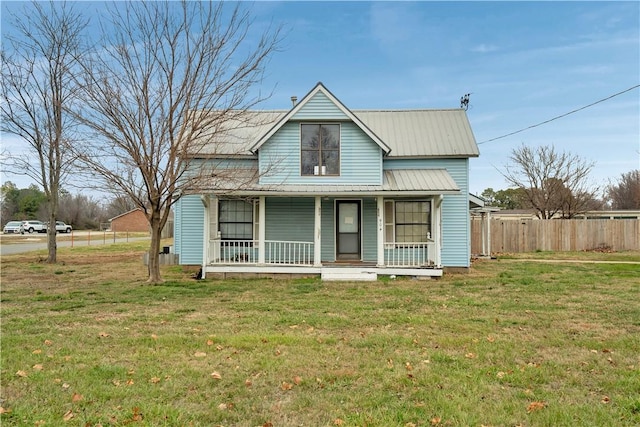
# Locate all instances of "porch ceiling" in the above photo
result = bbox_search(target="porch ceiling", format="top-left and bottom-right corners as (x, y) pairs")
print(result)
(211, 169), (460, 197)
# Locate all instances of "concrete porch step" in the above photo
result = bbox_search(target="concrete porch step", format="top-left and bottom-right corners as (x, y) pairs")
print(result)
(321, 268), (378, 281)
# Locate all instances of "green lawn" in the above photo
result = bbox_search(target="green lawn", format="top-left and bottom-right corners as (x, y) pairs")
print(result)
(1, 245), (639, 426)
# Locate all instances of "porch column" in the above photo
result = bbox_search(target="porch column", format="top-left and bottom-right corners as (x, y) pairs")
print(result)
(258, 196), (266, 264)
(200, 195), (209, 279)
(376, 196), (384, 266)
(434, 195), (443, 267)
(314, 196), (322, 267)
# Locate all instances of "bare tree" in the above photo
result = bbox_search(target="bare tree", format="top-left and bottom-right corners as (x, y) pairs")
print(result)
(71, 1), (282, 283)
(608, 170), (640, 209)
(502, 144), (598, 219)
(1, 1), (88, 263)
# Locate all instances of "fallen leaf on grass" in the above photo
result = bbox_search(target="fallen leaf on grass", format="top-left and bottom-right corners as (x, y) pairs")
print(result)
(245, 379), (252, 387)
(63, 410), (74, 421)
(150, 377), (161, 384)
(44, 339), (53, 346)
(465, 352), (477, 359)
(194, 351), (207, 358)
(33, 349), (42, 354)
(16, 370), (27, 377)
(293, 376), (302, 385)
(72, 393), (83, 402)
(0, 407), (10, 414)
(151, 334), (158, 340)
(430, 417), (441, 425)
(211, 372), (222, 380)
(334, 419), (344, 426)
(207, 339), (214, 346)
(281, 381), (293, 391)
(98, 332), (110, 338)
(526, 401), (546, 413)
(33, 364), (44, 371)
(602, 396), (610, 404)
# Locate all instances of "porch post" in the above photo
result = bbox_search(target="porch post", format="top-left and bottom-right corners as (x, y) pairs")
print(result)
(376, 196), (384, 266)
(314, 196), (322, 266)
(258, 196), (266, 264)
(200, 195), (209, 279)
(434, 195), (443, 267)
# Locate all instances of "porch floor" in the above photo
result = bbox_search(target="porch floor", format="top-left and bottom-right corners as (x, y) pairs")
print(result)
(204, 264), (442, 280)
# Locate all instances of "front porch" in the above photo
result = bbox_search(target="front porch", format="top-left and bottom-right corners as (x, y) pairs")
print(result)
(200, 194), (446, 280)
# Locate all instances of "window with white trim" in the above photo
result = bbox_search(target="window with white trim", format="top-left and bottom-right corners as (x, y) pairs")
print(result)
(218, 199), (256, 240)
(301, 123), (340, 176)
(384, 200), (432, 243)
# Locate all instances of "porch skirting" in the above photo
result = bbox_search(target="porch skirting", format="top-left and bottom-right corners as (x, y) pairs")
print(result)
(203, 265), (443, 281)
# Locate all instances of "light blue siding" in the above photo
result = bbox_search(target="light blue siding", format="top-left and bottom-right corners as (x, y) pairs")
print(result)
(259, 122), (382, 185)
(384, 158), (470, 267)
(321, 199), (335, 262)
(174, 195), (205, 265)
(292, 91), (349, 120)
(265, 198), (314, 242)
(362, 198), (378, 262)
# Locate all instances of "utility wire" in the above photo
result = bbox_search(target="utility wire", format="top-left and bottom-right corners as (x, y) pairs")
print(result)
(477, 84), (640, 145)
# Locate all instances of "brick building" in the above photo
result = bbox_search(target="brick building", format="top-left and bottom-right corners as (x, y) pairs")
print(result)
(109, 209), (150, 233)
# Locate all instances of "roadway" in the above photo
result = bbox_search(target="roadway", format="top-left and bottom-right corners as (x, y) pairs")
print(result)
(0, 231), (150, 256)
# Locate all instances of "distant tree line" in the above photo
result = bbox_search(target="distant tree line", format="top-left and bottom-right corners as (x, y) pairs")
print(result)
(1, 181), (136, 230)
(481, 168), (640, 215)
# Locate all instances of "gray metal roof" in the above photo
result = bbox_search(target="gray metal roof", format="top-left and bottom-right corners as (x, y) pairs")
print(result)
(193, 107), (478, 158)
(354, 110), (479, 157)
(210, 168), (459, 196)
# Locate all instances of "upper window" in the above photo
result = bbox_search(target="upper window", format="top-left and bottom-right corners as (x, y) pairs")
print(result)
(301, 124), (340, 176)
(385, 200), (432, 243)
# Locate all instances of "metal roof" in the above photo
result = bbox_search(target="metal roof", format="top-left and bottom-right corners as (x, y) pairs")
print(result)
(354, 109), (479, 157)
(209, 169), (459, 196)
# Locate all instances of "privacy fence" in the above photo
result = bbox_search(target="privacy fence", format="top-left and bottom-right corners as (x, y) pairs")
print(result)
(471, 219), (640, 254)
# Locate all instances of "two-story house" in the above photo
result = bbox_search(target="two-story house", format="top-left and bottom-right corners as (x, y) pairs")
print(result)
(173, 83), (479, 280)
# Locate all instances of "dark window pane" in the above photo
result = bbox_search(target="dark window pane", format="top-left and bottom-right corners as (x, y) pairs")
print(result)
(321, 124), (340, 149)
(301, 124), (320, 149)
(322, 150), (339, 175)
(301, 150), (319, 175)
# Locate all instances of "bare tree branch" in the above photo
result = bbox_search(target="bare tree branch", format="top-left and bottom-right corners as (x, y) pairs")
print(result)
(1, 0), (89, 263)
(69, 0), (283, 283)
(502, 144), (599, 219)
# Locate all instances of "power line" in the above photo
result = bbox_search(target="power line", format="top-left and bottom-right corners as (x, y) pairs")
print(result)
(477, 84), (640, 145)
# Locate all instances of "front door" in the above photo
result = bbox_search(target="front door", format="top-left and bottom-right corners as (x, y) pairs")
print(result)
(336, 200), (361, 260)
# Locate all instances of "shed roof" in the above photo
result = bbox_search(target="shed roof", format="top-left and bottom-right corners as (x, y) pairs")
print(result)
(209, 168), (459, 196)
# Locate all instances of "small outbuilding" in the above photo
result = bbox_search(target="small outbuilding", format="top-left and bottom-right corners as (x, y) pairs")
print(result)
(109, 208), (149, 233)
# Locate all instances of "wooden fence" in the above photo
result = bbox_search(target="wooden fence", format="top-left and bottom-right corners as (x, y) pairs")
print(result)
(471, 219), (640, 254)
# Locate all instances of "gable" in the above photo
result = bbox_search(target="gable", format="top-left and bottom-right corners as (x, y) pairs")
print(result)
(250, 82), (391, 155)
(291, 91), (349, 120)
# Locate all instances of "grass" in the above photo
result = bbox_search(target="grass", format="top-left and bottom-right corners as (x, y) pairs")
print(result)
(1, 246), (639, 426)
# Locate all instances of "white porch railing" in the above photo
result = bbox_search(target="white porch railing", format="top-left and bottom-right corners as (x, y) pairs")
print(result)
(209, 240), (436, 268)
(384, 241), (436, 267)
(209, 239), (314, 266)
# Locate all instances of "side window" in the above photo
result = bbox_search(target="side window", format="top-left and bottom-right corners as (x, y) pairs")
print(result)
(301, 124), (340, 176)
(385, 200), (432, 243)
(218, 199), (254, 240)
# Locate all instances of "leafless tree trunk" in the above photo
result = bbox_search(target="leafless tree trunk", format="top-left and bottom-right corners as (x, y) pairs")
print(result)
(70, 1), (282, 283)
(1, 1), (87, 263)
(502, 144), (598, 219)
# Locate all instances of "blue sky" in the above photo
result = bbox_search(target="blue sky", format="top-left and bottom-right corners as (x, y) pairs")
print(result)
(2, 1), (639, 197)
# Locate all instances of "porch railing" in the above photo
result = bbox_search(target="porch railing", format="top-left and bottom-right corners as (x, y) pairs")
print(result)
(209, 239), (314, 266)
(208, 240), (436, 268)
(384, 241), (436, 267)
